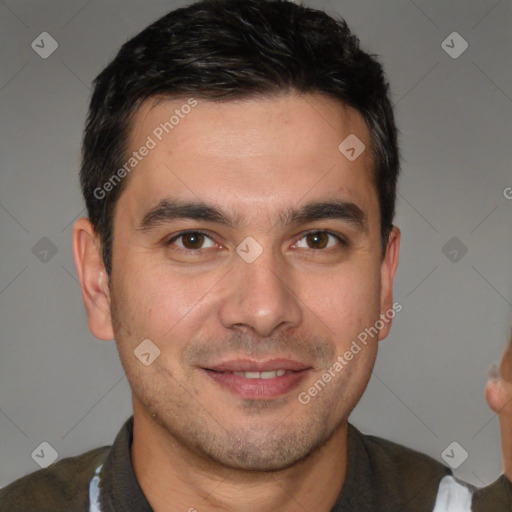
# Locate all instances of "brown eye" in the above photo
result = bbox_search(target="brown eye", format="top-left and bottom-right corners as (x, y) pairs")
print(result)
(295, 231), (346, 251)
(167, 231), (215, 251)
(306, 232), (329, 249)
(181, 232), (205, 249)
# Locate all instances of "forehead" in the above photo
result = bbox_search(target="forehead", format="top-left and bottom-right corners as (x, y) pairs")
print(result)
(119, 92), (376, 224)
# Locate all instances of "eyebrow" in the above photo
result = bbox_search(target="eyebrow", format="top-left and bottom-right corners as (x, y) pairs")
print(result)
(137, 198), (367, 232)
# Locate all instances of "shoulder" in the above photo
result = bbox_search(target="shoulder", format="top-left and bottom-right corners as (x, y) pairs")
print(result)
(347, 423), (452, 508)
(472, 474), (512, 511)
(351, 424), (451, 477)
(0, 445), (110, 512)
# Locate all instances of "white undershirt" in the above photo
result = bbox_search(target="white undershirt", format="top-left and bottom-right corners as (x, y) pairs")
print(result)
(89, 463), (102, 512)
(432, 475), (474, 511)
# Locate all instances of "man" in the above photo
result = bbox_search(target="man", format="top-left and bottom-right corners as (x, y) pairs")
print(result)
(1, 0), (511, 510)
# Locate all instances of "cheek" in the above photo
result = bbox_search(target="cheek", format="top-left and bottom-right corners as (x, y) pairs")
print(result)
(298, 264), (381, 335)
(114, 257), (218, 342)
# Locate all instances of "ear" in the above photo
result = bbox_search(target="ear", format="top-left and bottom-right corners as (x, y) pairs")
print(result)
(485, 378), (506, 413)
(72, 218), (114, 340)
(378, 225), (401, 342)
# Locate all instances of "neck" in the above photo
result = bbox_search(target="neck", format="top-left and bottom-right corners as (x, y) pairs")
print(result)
(131, 400), (349, 512)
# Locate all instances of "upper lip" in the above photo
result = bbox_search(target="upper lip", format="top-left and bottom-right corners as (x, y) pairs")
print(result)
(203, 358), (312, 373)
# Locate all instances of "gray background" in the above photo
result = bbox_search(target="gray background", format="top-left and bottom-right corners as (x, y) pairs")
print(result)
(1, 0), (511, 491)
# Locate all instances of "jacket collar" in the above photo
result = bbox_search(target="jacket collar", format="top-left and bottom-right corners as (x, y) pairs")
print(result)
(98, 416), (152, 511)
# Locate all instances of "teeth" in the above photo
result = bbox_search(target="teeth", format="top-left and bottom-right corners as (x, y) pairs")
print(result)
(233, 370), (287, 379)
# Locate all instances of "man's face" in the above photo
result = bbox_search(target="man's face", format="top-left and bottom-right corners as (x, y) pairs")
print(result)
(100, 93), (398, 471)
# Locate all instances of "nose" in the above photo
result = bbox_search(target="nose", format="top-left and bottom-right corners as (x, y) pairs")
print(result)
(218, 247), (303, 338)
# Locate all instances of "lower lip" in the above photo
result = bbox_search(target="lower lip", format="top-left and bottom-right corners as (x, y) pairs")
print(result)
(203, 369), (310, 399)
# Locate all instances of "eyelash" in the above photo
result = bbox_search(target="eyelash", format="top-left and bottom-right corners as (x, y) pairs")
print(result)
(165, 229), (348, 253)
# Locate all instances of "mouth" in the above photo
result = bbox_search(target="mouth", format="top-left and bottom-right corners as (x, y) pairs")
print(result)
(201, 359), (312, 400)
